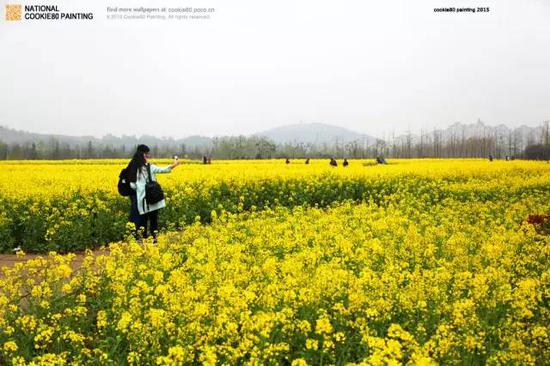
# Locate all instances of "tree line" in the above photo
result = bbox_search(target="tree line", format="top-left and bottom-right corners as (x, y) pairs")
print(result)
(383, 122), (549, 160)
(1, 122), (548, 160)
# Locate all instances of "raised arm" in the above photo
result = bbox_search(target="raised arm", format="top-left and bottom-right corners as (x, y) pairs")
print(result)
(150, 160), (180, 174)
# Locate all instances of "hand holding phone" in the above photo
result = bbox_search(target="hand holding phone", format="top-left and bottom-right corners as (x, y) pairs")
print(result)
(171, 155), (180, 168)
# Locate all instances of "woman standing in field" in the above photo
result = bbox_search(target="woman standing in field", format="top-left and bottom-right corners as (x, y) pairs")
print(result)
(126, 144), (180, 242)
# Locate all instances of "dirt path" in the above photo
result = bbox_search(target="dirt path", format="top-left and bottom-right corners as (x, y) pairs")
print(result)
(0, 250), (110, 271)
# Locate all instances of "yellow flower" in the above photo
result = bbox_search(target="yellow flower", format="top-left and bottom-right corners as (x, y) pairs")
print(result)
(97, 310), (107, 329)
(315, 317), (333, 335)
(305, 339), (318, 350)
(291, 358), (308, 366)
(117, 311), (132, 332)
(3, 340), (18, 353)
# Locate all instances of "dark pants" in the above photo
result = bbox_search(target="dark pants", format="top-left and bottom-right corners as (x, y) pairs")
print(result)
(129, 194), (140, 227)
(129, 195), (159, 239)
(140, 210), (159, 239)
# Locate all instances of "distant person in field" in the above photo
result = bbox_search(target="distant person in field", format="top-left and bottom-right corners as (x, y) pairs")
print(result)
(305, 158), (310, 164)
(343, 158), (349, 167)
(376, 156), (387, 165)
(330, 158), (337, 167)
(203, 156), (208, 164)
(488, 154), (494, 162)
(286, 158), (290, 164)
(126, 144), (180, 242)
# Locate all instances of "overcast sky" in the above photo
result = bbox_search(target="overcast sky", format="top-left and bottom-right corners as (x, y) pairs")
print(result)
(1, 0), (549, 139)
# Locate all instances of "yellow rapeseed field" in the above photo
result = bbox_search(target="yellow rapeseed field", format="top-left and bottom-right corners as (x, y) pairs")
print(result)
(0, 159), (548, 252)
(0, 159), (549, 365)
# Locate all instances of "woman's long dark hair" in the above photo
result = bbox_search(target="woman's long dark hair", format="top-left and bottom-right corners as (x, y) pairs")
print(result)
(126, 145), (149, 182)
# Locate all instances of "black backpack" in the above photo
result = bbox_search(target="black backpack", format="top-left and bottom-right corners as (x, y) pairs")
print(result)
(144, 164), (165, 207)
(118, 168), (133, 196)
